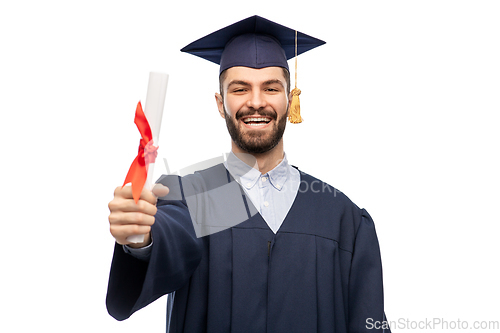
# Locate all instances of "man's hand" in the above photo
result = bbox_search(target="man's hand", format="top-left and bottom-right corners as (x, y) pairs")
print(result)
(108, 184), (169, 248)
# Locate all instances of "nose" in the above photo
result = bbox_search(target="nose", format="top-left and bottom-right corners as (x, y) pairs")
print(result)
(246, 89), (267, 110)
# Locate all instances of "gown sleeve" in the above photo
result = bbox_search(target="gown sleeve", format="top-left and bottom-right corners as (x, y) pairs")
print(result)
(106, 195), (202, 321)
(348, 209), (391, 332)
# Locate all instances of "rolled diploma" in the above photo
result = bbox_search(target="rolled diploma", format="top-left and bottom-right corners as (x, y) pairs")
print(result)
(127, 72), (169, 244)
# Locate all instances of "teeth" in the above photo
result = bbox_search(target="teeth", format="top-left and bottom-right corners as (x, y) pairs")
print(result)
(243, 117), (270, 123)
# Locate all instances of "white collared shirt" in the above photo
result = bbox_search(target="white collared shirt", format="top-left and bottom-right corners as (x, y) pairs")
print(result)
(224, 151), (300, 233)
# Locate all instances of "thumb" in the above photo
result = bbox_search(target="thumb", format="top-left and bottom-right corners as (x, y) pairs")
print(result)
(152, 183), (170, 198)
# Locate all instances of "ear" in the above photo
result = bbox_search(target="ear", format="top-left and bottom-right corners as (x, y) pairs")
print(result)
(215, 93), (225, 118)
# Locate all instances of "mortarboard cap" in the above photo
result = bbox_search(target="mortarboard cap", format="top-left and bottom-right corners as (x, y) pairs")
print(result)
(181, 15), (325, 74)
(181, 15), (326, 123)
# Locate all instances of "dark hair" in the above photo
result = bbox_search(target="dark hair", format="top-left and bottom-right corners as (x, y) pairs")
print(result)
(219, 67), (291, 98)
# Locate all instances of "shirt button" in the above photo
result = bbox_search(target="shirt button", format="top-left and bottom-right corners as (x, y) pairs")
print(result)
(246, 182), (252, 188)
(276, 184), (281, 189)
(264, 201), (269, 207)
(261, 177), (267, 182)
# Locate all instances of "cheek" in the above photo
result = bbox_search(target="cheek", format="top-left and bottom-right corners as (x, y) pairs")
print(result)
(223, 98), (243, 118)
(273, 96), (290, 116)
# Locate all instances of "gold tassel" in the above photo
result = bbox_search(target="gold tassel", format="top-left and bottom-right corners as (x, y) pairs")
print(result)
(288, 87), (302, 123)
(288, 30), (303, 124)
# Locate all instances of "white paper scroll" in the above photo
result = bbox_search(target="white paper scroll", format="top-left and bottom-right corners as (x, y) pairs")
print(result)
(127, 72), (169, 244)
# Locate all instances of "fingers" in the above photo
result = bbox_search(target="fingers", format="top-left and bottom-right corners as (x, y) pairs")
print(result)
(108, 196), (157, 216)
(108, 206), (154, 245)
(109, 185), (162, 246)
(114, 185), (158, 205)
(108, 210), (156, 226)
(152, 183), (170, 197)
(108, 207), (154, 246)
(108, 184), (171, 246)
(110, 224), (152, 245)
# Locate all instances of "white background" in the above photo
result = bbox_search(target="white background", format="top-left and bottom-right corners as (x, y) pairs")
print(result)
(1, 1), (499, 332)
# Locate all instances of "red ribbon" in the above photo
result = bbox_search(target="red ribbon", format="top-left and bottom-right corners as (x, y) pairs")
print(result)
(123, 102), (158, 203)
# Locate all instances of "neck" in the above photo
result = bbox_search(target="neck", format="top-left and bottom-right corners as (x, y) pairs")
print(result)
(231, 140), (284, 174)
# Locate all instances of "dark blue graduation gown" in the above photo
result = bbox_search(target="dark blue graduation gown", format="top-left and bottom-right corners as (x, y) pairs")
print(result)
(106, 164), (390, 332)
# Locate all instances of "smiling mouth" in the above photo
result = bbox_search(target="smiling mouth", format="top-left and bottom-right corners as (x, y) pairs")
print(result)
(242, 117), (272, 126)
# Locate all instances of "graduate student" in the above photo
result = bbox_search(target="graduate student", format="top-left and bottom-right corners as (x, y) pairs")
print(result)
(107, 15), (391, 332)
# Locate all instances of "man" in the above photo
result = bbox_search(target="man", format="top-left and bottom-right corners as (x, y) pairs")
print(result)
(107, 16), (390, 332)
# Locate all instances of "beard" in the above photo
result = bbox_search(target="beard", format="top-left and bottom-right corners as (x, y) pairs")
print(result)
(224, 105), (287, 154)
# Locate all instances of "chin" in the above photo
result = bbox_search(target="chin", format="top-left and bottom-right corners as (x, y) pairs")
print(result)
(225, 110), (286, 155)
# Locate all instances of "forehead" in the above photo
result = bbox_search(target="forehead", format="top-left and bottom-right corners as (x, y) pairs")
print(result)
(222, 66), (286, 87)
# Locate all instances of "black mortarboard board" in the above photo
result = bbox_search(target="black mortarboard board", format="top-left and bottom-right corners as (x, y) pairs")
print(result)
(180, 15), (326, 74)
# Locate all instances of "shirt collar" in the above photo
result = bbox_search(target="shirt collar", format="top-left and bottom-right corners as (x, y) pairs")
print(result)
(224, 151), (290, 191)
(267, 155), (290, 191)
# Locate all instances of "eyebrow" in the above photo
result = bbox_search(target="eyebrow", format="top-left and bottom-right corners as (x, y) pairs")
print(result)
(227, 80), (251, 89)
(262, 79), (285, 88)
(226, 79), (285, 89)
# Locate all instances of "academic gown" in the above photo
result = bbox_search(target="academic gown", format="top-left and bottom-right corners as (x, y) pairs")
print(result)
(106, 164), (390, 332)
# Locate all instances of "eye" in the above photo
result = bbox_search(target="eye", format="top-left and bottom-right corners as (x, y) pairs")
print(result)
(265, 87), (281, 93)
(231, 87), (247, 94)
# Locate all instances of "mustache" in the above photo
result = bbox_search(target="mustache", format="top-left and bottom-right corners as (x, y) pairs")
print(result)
(235, 108), (277, 121)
